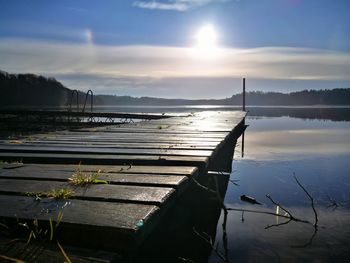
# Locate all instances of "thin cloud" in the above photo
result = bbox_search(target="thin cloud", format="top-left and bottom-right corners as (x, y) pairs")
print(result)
(133, 1), (187, 11)
(133, 0), (227, 11)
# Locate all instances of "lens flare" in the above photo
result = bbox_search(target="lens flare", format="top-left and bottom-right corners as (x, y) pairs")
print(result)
(84, 29), (93, 44)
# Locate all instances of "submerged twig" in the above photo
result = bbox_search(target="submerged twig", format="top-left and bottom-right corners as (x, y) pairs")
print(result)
(326, 195), (341, 210)
(178, 257), (195, 263)
(292, 174), (319, 247)
(191, 178), (217, 195)
(228, 179), (240, 186)
(293, 174), (318, 227)
(264, 174), (319, 247)
(265, 195), (309, 224)
(226, 207), (291, 220)
(265, 218), (292, 229)
(193, 227), (226, 262)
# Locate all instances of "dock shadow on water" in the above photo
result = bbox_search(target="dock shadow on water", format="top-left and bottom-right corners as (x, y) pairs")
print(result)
(208, 113), (350, 263)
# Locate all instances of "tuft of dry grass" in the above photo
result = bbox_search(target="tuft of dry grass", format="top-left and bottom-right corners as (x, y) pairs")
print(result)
(69, 168), (108, 186)
(47, 188), (74, 199)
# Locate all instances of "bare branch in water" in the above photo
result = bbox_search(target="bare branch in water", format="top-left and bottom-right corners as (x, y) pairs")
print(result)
(265, 218), (292, 229)
(293, 174), (318, 227)
(226, 207), (291, 220)
(178, 257), (195, 263)
(229, 179), (240, 186)
(191, 178), (217, 195)
(264, 174), (319, 248)
(192, 171), (320, 258)
(265, 195), (310, 224)
(292, 174), (319, 247)
(292, 227), (318, 248)
(326, 195), (341, 210)
(193, 227), (226, 262)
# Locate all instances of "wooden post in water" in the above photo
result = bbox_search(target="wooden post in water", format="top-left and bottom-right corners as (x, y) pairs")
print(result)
(242, 77), (246, 157)
(242, 78), (246, 111)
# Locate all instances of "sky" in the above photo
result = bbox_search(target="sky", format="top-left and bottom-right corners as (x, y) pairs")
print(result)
(1, 0), (350, 99)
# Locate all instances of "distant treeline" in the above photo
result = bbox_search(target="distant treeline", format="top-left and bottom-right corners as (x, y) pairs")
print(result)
(234, 90), (350, 106)
(0, 70), (70, 107)
(95, 89), (350, 106)
(1, 70), (350, 107)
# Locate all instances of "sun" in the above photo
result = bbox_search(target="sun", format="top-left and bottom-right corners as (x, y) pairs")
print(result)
(196, 24), (217, 49)
(192, 24), (220, 58)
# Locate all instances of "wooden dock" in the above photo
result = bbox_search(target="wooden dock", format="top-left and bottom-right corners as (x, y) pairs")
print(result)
(0, 110), (246, 261)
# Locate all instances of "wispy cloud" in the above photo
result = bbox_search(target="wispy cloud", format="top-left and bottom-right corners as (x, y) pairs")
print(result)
(1, 38), (349, 80)
(133, 0), (228, 11)
(1, 38), (350, 97)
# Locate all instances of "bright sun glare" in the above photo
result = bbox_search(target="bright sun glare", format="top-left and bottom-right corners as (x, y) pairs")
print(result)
(193, 24), (220, 58)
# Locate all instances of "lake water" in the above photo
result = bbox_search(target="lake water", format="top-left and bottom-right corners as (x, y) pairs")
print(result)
(209, 114), (350, 262)
(101, 106), (350, 262)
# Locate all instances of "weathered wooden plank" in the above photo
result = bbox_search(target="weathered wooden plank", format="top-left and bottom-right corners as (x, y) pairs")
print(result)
(5, 138), (217, 145)
(48, 127), (230, 134)
(0, 195), (161, 249)
(17, 139), (222, 146)
(4, 141), (217, 151)
(60, 128), (229, 135)
(0, 163), (199, 176)
(0, 179), (175, 206)
(0, 145), (213, 157)
(0, 153), (209, 172)
(0, 169), (189, 191)
(63, 132), (229, 140)
(14, 137), (222, 144)
(26, 134), (225, 141)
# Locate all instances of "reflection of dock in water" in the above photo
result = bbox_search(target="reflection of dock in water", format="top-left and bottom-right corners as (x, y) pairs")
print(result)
(0, 110), (246, 261)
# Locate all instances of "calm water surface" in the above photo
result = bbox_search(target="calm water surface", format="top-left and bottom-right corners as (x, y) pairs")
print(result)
(209, 116), (350, 262)
(101, 106), (350, 262)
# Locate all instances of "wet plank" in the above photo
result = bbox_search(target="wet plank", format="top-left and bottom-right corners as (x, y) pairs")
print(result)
(0, 145), (213, 157)
(0, 163), (199, 176)
(0, 179), (175, 207)
(0, 195), (160, 249)
(23, 135), (223, 142)
(0, 153), (209, 173)
(1, 141), (217, 150)
(0, 169), (189, 192)
(59, 129), (229, 137)
(12, 136), (222, 144)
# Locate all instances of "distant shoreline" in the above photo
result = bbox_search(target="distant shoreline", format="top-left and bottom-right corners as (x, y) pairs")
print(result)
(1, 70), (350, 107)
(2, 105), (350, 110)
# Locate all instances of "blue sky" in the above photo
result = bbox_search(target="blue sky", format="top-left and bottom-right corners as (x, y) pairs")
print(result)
(1, 0), (350, 98)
